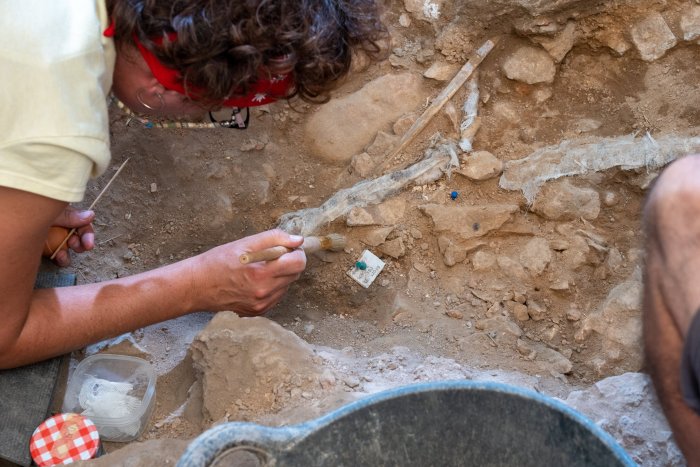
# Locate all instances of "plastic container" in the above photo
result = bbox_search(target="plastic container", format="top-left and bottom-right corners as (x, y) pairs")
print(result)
(62, 354), (156, 442)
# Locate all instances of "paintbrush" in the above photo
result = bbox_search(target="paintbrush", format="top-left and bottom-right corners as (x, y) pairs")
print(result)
(48, 158), (130, 260)
(239, 234), (347, 264)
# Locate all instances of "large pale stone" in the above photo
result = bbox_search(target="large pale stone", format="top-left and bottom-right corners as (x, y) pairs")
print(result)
(576, 270), (643, 376)
(519, 237), (552, 276)
(532, 179), (600, 221)
(681, 6), (700, 41)
(305, 73), (426, 163)
(459, 151), (504, 181)
(419, 204), (519, 240)
(630, 12), (677, 62)
(563, 373), (683, 466)
(502, 46), (556, 84)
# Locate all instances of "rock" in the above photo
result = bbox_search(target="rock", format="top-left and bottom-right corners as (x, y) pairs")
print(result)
(573, 118), (602, 134)
(471, 250), (496, 271)
(606, 247), (624, 272)
(630, 12), (677, 62)
(533, 21), (577, 62)
(380, 237), (406, 259)
(507, 301), (530, 321)
(366, 131), (399, 158)
(347, 207), (375, 226)
(549, 279), (570, 291)
(497, 255), (529, 283)
(602, 190), (618, 207)
(423, 61), (459, 81)
(563, 373), (683, 467)
(390, 293), (420, 327)
(502, 46), (556, 84)
(305, 73), (426, 163)
(681, 6), (700, 41)
(190, 312), (325, 423)
(531, 179), (600, 221)
(475, 315), (523, 344)
(393, 112), (418, 136)
(527, 300), (547, 321)
(347, 198), (406, 226)
(362, 226), (395, 247)
(458, 151), (504, 181)
(562, 235), (590, 270)
(595, 28), (630, 56)
(445, 309), (463, 320)
(576, 270), (644, 376)
(350, 152), (375, 177)
(519, 237), (552, 276)
(438, 236), (467, 266)
(420, 204), (519, 240)
(398, 13), (411, 27)
(518, 338), (572, 374)
(566, 306), (581, 321)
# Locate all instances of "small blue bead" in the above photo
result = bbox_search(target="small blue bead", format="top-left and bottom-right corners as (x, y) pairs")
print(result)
(355, 261), (367, 270)
(145, 122), (154, 129)
(450, 191), (459, 200)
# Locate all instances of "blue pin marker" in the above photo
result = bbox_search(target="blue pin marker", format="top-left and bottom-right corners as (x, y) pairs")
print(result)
(450, 191), (459, 200)
(355, 261), (367, 270)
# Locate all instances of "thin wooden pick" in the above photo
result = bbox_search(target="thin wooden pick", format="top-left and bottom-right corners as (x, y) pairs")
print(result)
(49, 158), (131, 260)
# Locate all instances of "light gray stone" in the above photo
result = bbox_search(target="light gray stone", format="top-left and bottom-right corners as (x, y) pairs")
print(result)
(305, 73), (426, 163)
(380, 237), (406, 259)
(533, 21), (577, 62)
(420, 204), (519, 240)
(423, 61), (459, 81)
(362, 226), (395, 247)
(630, 12), (677, 62)
(563, 373), (684, 467)
(576, 270), (643, 376)
(519, 237), (552, 276)
(459, 151), (504, 181)
(681, 6), (700, 41)
(438, 236), (467, 266)
(502, 46), (556, 84)
(532, 179), (600, 221)
(471, 250), (496, 271)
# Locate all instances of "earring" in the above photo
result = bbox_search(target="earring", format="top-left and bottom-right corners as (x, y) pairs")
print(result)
(136, 88), (165, 111)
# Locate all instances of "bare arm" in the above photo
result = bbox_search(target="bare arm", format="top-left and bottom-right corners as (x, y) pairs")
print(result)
(0, 186), (305, 369)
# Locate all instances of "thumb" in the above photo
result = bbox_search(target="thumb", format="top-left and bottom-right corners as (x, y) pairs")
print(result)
(54, 209), (95, 228)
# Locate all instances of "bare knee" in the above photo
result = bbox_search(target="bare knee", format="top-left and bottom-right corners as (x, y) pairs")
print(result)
(644, 155), (700, 238)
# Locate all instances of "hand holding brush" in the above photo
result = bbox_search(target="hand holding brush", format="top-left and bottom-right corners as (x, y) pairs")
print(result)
(239, 234), (346, 264)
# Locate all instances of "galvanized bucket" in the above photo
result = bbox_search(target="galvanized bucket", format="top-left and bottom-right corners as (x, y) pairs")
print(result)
(178, 381), (635, 467)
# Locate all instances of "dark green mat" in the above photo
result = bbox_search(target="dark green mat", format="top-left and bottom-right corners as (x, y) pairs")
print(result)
(0, 269), (76, 466)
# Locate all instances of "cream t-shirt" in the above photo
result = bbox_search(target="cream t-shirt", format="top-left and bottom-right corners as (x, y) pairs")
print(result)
(0, 0), (116, 202)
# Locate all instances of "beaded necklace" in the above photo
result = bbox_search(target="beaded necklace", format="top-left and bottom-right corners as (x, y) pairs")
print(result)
(110, 95), (249, 129)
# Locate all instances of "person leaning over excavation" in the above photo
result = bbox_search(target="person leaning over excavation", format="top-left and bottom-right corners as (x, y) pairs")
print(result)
(0, 0), (386, 369)
(643, 155), (700, 465)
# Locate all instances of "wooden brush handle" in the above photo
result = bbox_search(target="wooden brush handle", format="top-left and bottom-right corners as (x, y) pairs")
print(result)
(239, 236), (330, 264)
(239, 246), (293, 264)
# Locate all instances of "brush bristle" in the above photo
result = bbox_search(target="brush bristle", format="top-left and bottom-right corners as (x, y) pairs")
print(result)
(321, 233), (347, 251)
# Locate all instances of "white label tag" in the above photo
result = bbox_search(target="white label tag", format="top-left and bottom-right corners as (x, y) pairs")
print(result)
(347, 250), (385, 288)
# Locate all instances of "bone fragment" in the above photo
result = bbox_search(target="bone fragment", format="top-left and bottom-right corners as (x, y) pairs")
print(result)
(373, 38), (497, 175)
(499, 132), (700, 204)
(278, 136), (459, 235)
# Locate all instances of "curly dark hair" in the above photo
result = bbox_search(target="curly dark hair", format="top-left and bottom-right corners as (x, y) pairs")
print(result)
(107, 0), (387, 104)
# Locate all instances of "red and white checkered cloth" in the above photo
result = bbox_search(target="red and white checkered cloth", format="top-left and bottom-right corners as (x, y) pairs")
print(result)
(29, 413), (100, 465)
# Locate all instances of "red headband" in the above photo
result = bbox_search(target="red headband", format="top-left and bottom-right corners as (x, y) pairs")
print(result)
(104, 24), (293, 107)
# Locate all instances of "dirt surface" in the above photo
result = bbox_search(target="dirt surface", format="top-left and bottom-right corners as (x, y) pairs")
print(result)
(58, 0), (700, 465)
